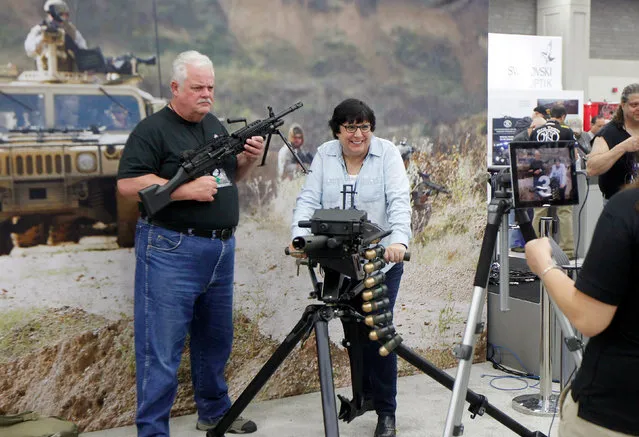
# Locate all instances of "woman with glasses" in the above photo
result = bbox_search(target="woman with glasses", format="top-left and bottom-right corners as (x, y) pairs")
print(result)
(290, 98), (411, 437)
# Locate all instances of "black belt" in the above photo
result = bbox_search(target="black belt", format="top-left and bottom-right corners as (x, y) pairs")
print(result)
(147, 219), (235, 240)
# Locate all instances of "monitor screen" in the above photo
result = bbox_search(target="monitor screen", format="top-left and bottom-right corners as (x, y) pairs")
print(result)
(508, 140), (579, 209)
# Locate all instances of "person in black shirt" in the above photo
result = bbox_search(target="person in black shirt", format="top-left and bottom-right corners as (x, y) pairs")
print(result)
(525, 182), (639, 436)
(530, 104), (577, 258)
(587, 83), (639, 201)
(117, 50), (263, 437)
(527, 149), (545, 189)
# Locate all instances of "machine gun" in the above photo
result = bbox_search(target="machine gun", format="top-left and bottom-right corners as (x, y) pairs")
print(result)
(416, 171), (450, 196)
(139, 101), (304, 218)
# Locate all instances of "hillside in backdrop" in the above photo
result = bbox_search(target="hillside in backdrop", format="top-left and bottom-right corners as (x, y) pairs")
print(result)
(1, 0), (487, 145)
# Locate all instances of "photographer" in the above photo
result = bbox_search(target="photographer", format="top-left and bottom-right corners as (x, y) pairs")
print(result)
(525, 181), (639, 436)
(25, 0), (87, 72)
(290, 99), (411, 437)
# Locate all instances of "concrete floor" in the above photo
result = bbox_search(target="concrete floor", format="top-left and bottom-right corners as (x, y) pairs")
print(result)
(82, 361), (560, 437)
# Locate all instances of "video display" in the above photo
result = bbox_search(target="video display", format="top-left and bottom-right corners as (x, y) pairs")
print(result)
(509, 140), (579, 209)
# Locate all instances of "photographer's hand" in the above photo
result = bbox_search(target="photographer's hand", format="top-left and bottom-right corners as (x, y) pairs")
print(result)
(524, 238), (554, 277)
(384, 243), (407, 264)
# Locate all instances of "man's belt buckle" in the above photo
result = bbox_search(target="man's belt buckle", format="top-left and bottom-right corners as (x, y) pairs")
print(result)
(219, 228), (233, 240)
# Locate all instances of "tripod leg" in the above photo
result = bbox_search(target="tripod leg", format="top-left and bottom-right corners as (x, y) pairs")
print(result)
(444, 286), (487, 436)
(396, 344), (546, 437)
(443, 198), (508, 437)
(315, 318), (340, 437)
(207, 305), (321, 437)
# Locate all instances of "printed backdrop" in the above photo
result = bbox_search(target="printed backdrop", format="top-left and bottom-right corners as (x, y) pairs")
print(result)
(0, 0), (489, 431)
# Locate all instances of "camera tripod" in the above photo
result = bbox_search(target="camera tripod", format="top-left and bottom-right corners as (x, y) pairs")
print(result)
(442, 166), (584, 436)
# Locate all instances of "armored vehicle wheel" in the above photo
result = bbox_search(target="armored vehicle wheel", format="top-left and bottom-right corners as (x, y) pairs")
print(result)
(15, 223), (49, 248)
(0, 222), (13, 256)
(49, 220), (80, 244)
(116, 191), (139, 248)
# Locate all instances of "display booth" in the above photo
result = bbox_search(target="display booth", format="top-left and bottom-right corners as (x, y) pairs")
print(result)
(484, 33), (590, 381)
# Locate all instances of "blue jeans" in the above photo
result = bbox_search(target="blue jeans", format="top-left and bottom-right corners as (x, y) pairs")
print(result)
(134, 219), (235, 437)
(344, 262), (403, 415)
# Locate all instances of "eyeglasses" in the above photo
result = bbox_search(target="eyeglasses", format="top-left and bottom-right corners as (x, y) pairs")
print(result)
(341, 123), (371, 134)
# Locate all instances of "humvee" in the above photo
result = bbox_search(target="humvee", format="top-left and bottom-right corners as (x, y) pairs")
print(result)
(0, 41), (164, 255)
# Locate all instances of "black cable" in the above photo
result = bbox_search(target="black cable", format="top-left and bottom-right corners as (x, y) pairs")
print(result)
(488, 265), (538, 286)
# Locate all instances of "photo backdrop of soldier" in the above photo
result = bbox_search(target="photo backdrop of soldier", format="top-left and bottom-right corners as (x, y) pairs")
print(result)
(0, 0), (488, 431)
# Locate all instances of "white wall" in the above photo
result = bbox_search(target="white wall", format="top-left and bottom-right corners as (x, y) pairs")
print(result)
(587, 59), (639, 102)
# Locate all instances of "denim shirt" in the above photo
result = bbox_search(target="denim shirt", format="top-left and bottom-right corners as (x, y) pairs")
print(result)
(291, 136), (411, 252)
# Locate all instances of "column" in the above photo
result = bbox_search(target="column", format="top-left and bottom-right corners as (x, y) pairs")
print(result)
(537, 0), (591, 93)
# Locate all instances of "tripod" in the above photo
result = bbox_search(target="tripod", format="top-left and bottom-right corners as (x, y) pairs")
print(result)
(206, 259), (398, 437)
(441, 174), (549, 436)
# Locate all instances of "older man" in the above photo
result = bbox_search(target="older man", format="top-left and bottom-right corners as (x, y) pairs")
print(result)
(117, 50), (263, 437)
(582, 115), (607, 145)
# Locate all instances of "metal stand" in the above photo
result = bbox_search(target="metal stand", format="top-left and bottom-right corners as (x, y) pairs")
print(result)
(498, 207), (511, 312)
(512, 217), (583, 416)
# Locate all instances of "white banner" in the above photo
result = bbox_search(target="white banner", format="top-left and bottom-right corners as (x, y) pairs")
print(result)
(486, 89), (583, 166)
(488, 33), (563, 91)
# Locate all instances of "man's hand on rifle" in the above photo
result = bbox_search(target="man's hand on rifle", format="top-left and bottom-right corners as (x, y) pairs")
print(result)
(237, 136), (266, 181)
(240, 136), (265, 163)
(172, 176), (218, 202)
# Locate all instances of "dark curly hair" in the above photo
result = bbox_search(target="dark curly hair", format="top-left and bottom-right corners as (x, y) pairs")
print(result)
(328, 98), (376, 139)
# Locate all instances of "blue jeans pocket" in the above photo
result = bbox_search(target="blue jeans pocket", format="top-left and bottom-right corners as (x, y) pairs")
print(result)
(149, 228), (183, 251)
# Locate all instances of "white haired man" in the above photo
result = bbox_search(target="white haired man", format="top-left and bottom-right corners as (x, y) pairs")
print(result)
(117, 50), (263, 436)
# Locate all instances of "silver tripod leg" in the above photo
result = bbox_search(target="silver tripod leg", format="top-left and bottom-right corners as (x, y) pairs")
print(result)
(442, 198), (512, 436)
(442, 285), (487, 437)
(499, 214), (510, 311)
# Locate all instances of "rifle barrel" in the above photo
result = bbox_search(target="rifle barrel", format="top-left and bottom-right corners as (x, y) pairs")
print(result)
(273, 101), (303, 119)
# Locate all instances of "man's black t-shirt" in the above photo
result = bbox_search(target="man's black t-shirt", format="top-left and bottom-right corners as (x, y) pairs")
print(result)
(596, 121), (632, 199)
(117, 107), (239, 230)
(571, 187), (639, 434)
(531, 119), (575, 142)
(528, 158), (544, 186)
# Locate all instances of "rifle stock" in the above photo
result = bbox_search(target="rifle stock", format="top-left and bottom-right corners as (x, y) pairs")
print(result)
(139, 102), (303, 218)
(138, 167), (190, 218)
